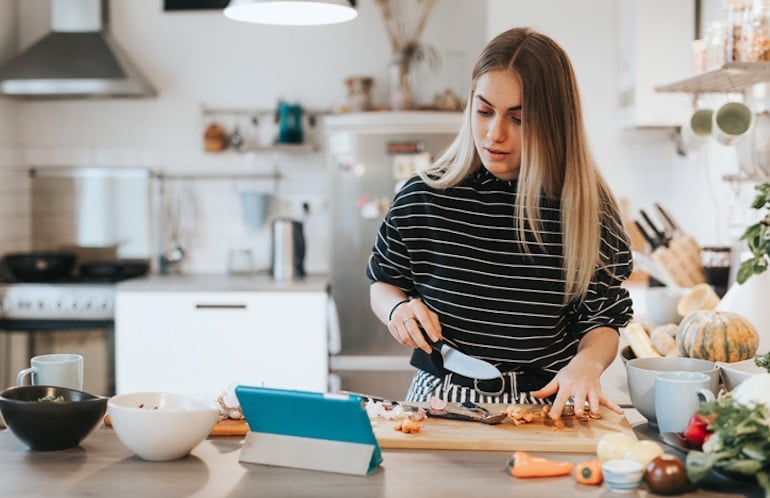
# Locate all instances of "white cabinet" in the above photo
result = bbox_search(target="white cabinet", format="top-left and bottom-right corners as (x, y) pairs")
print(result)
(617, 0), (695, 128)
(115, 290), (328, 400)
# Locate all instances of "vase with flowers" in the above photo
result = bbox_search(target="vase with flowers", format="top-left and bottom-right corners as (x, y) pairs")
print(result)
(717, 182), (770, 354)
(376, 0), (440, 110)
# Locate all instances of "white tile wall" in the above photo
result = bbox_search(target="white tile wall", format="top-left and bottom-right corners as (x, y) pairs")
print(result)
(0, 147), (30, 254)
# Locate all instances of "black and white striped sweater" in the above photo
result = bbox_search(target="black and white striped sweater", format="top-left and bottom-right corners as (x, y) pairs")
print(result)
(366, 168), (634, 381)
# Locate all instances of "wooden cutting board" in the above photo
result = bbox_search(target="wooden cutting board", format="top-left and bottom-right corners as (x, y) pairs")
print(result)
(371, 404), (637, 453)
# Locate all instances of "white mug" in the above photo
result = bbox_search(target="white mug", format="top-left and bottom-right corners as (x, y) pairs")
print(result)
(654, 371), (715, 433)
(680, 108), (713, 153)
(17, 353), (84, 391)
(712, 101), (755, 145)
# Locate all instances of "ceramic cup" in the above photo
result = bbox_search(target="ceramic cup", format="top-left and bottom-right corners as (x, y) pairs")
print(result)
(679, 108), (713, 153)
(654, 371), (715, 433)
(17, 353), (84, 391)
(712, 101), (755, 145)
(240, 192), (270, 229)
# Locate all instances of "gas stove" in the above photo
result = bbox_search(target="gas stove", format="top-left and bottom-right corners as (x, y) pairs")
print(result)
(0, 283), (115, 321)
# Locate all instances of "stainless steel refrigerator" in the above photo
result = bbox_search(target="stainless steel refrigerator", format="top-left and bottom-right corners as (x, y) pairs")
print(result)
(324, 112), (461, 400)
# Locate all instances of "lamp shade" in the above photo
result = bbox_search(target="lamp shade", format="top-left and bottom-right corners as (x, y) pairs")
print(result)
(224, 0), (357, 26)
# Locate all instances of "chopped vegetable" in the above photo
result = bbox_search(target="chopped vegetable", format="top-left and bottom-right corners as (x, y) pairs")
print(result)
(37, 395), (65, 403)
(507, 450), (574, 478)
(428, 396), (448, 412)
(574, 459), (603, 485)
(393, 418), (421, 434)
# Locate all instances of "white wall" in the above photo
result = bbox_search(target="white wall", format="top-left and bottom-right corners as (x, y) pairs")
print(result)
(0, 0), (28, 257)
(3, 0), (487, 274)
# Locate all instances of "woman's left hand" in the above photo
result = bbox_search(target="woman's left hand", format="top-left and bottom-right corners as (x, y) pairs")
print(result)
(531, 327), (623, 420)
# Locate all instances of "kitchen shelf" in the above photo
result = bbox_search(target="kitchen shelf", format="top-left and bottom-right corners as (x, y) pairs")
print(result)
(153, 171), (282, 181)
(655, 62), (770, 93)
(722, 173), (770, 183)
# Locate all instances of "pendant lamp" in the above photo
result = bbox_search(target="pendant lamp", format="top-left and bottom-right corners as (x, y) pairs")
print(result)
(224, 0), (357, 26)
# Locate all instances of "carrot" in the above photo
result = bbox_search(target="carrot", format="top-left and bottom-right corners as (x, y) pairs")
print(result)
(507, 450), (575, 478)
(574, 459), (604, 485)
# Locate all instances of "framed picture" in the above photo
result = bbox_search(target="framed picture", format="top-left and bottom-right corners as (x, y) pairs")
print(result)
(163, 0), (230, 11)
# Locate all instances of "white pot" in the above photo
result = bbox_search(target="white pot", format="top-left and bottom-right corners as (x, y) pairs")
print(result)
(716, 270), (770, 354)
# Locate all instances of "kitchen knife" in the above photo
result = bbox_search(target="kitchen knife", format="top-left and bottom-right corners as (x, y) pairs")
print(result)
(634, 220), (660, 250)
(654, 203), (683, 237)
(639, 209), (671, 247)
(421, 329), (501, 380)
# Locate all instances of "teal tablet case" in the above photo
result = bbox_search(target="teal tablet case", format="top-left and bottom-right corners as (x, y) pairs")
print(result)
(235, 385), (383, 475)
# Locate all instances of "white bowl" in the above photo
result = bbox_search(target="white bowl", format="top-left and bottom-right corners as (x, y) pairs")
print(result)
(602, 459), (643, 493)
(626, 357), (719, 426)
(108, 392), (219, 461)
(644, 287), (685, 325)
(718, 358), (767, 392)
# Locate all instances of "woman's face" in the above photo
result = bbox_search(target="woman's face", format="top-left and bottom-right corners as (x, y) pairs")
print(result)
(471, 69), (523, 181)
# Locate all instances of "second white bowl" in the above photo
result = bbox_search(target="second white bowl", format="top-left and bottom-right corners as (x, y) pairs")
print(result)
(108, 392), (219, 461)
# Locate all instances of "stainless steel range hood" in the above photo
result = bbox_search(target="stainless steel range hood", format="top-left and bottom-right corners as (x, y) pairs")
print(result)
(0, 0), (156, 99)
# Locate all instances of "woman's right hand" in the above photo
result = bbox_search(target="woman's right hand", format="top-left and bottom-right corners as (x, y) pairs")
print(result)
(388, 298), (442, 354)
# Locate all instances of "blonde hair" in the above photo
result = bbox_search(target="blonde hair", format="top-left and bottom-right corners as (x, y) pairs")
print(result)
(419, 27), (625, 303)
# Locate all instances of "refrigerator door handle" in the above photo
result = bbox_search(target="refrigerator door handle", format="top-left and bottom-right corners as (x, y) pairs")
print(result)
(327, 295), (342, 355)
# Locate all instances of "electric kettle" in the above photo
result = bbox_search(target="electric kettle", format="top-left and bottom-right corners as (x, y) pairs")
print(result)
(271, 218), (306, 280)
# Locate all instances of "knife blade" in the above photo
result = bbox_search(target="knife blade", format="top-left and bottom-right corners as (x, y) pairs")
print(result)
(418, 328), (501, 380)
(634, 220), (659, 250)
(640, 209), (670, 247)
(654, 203), (683, 237)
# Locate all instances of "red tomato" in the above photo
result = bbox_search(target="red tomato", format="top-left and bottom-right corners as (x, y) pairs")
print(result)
(683, 414), (712, 448)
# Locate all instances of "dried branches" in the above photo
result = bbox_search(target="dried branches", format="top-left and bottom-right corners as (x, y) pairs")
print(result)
(375, 0), (438, 66)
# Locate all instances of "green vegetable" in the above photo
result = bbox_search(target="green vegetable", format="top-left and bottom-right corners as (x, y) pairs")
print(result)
(736, 182), (770, 285)
(37, 395), (65, 403)
(686, 394), (770, 497)
(755, 352), (770, 372)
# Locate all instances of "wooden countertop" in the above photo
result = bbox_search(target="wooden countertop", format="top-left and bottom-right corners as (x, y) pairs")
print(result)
(116, 273), (328, 292)
(0, 426), (759, 497)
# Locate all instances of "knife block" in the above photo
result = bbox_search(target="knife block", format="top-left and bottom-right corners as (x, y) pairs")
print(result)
(650, 235), (706, 288)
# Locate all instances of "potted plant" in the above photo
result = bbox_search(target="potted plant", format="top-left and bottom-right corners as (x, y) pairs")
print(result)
(718, 181), (770, 355)
(736, 182), (770, 284)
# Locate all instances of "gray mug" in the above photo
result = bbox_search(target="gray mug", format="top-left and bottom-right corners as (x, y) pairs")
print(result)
(654, 371), (715, 433)
(17, 353), (84, 391)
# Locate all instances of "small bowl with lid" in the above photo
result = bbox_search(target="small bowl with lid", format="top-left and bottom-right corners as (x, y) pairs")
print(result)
(602, 459), (644, 493)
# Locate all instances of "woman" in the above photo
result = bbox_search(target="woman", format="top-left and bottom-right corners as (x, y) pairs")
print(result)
(366, 27), (633, 420)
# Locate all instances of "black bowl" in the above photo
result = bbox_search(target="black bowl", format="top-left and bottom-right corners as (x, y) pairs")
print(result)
(3, 252), (77, 282)
(0, 385), (107, 451)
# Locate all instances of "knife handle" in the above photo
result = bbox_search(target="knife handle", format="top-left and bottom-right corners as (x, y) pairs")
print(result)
(639, 209), (669, 247)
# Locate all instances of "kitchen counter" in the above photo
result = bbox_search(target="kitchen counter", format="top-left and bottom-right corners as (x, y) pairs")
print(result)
(0, 425), (760, 498)
(116, 273), (328, 292)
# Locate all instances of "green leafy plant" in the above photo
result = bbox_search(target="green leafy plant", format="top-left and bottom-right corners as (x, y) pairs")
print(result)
(737, 182), (770, 284)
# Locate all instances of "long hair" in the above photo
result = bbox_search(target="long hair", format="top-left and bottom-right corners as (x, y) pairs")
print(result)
(419, 27), (625, 303)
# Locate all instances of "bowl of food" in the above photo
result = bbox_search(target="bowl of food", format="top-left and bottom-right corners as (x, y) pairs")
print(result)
(718, 358), (767, 392)
(0, 385), (107, 450)
(626, 356), (719, 427)
(108, 392), (219, 461)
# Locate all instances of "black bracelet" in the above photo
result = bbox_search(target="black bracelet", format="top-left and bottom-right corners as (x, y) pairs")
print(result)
(388, 299), (410, 322)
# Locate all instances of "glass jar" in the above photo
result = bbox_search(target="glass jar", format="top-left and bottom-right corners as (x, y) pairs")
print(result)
(724, 0), (753, 62)
(704, 21), (726, 70)
(746, 0), (770, 61)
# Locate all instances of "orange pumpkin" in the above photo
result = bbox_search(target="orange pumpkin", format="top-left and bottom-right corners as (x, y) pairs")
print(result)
(676, 310), (759, 362)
